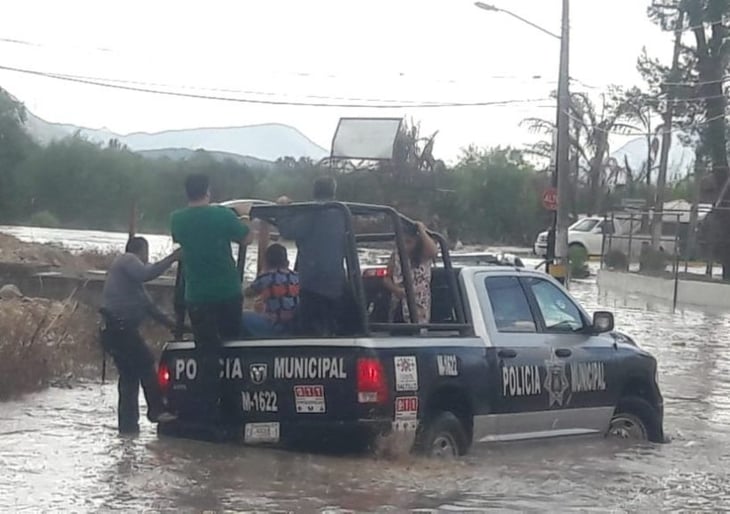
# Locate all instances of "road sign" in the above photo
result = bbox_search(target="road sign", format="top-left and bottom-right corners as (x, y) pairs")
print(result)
(542, 188), (558, 211)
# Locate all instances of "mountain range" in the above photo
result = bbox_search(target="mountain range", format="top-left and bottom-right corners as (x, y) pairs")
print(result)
(23, 110), (329, 163)
(609, 132), (695, 183)
(17, 94), (697, 177)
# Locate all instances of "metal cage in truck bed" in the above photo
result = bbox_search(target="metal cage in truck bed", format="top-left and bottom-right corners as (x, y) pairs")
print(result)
(172, 201), (473, 338)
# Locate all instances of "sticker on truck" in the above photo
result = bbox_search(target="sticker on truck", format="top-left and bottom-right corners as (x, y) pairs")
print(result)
(394, 356), (418, 391)
(294, 385), (326, 413)
(393, 396), (418, 431)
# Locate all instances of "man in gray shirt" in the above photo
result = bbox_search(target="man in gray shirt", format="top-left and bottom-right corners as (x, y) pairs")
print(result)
(101, 237), (179, 433)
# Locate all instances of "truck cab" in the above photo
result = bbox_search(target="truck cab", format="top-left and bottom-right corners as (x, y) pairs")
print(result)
(158, 201), (664, 457)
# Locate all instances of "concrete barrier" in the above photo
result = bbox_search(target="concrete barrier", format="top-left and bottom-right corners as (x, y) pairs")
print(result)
(597, 269), (730, 310)
(0, 263), (175, 311)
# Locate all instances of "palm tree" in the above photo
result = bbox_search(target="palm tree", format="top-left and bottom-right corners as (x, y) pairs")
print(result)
(522, 90), (637, 215)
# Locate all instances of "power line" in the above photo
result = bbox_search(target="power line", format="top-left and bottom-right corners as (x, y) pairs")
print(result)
(0, 63), (553, 109)
(563, 109), (727, 137)
(0, 34), (600, 89)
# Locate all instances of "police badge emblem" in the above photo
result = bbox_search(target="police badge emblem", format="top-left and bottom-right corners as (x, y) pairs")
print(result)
(544, 353), (570, 407)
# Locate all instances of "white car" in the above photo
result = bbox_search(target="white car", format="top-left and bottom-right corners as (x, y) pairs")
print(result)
(534, 217), (614, 257)
(534, 216), (677, 259)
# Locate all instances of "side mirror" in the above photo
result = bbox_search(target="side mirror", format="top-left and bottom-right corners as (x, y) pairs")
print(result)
(592, 311), (614, 333)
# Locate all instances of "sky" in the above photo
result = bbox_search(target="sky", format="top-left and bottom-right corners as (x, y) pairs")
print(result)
(0, 0), (674, 162)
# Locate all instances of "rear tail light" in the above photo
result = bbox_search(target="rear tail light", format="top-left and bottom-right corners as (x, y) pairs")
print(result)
(363, 267), (388, 278)
(357, 358), (388, 404)
(158, 361), (171, 393)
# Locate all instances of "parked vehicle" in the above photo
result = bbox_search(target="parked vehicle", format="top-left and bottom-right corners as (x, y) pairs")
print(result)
(534, 216), (677, 258)
(158, 202), (665, 457)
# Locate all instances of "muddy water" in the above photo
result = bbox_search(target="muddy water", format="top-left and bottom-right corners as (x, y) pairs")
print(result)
(1, 280), (729, 512)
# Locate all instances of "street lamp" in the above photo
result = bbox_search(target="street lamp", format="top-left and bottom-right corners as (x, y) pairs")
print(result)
(474, 1), (571, 283)
(473, 2), (561, 40)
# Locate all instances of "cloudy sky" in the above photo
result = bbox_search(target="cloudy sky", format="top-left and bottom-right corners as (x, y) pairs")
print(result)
(0, 0), (673, 161)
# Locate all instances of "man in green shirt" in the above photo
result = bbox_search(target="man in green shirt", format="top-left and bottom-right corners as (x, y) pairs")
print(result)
(171, 173), (251, 419)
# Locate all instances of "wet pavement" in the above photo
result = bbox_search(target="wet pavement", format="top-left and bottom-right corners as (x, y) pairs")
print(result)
(1, 279), (730, 512)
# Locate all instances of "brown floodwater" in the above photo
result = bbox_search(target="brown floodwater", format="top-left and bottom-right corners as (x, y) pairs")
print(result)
(1, 280), (730, 512)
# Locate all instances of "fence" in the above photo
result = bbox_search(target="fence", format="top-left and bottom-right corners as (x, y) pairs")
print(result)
(600, 206), (729, 311)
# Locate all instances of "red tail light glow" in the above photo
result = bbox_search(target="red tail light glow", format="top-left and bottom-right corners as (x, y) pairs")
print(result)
(158, 362), (171, 393)
(357, 358), (388, 404)
(363, 267), (389, 278)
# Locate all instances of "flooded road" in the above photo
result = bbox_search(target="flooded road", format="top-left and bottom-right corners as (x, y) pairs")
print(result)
(2, 279), (730, 512)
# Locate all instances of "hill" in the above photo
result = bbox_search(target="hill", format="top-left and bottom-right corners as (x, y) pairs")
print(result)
(136, 148), (273, 168)
(609, 133), (695, 183)
(23, 111), (328, 162)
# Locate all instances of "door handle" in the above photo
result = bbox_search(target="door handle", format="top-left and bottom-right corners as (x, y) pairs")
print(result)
(555, 348), (572, 358)
(498, 349), (517, 359)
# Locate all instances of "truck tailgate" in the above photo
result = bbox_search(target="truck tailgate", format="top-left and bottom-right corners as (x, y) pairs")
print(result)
(160, 341), (391, 443)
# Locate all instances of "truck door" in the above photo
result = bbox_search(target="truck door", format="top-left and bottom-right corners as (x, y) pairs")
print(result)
(476, 275), (552, 441)
(520, 276), (616, 435)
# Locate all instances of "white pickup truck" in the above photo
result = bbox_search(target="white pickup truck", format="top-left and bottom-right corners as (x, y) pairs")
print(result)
(534, 216), (677, 258)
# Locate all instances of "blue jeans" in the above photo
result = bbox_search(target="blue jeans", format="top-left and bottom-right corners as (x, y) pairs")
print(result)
(242, 312), (284, 338)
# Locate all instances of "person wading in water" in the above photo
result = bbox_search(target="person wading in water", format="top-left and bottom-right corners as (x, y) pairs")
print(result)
(101, 237), (179, 434)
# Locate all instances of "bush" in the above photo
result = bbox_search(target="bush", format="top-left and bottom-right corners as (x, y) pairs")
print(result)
(639, 244), (670, 274)
(0, 297), (99, 399)
(569, 245), (590, 279)
(604, 249), (628, 270)
(27, 210), (61, 228)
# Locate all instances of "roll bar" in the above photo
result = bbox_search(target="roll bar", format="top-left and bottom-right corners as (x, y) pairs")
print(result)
(174, 201), (471, 338)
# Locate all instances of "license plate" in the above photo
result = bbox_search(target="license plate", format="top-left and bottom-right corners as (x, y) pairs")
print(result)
(244, 422), (280, 444)
(294, 385), (326, 413)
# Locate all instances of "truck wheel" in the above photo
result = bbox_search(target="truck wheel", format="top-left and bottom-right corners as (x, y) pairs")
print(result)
(415, 411), (469, 458)
(607, 396), (661, 442)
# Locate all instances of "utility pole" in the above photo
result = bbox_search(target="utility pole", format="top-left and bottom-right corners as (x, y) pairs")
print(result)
(473, 1), (568, 279)
(652, 10), (684, 248)
(553, 0), (571, 282)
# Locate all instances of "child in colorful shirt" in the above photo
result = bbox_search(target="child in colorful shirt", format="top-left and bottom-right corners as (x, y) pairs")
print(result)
(243, 243), (300, 337)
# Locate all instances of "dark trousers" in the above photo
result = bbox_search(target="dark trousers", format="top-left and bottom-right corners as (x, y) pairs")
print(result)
(101, 325), (163, 433)
(298, 290), (343, 337)
(187, 296), (242, 422)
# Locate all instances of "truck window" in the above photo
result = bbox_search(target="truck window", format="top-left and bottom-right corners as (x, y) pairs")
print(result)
(524, 277), (584, 332)
(570, 219), (600, 232)
(484, 276), (536, 333)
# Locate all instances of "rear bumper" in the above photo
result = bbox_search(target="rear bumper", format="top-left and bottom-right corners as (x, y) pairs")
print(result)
(158, 417), (393, 444)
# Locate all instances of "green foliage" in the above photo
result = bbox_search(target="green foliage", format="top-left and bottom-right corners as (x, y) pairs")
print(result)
(27, 210), (61, 228)
(569, 244), (590, 278)
(604, 249), (629, 270)
(451, 146), (549, 245)
(639, 244), (670, 274)
(0, 88), (37, 221)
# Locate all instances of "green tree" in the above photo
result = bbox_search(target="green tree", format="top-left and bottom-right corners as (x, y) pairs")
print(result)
(523, 90), (636, 215)
(648, 0), (730, 278)
(452, 147), (545, 245)
(0, 88), (37, 221)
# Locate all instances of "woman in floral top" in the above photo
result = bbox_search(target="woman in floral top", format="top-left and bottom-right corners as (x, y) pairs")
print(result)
(384, 221), (439, 324)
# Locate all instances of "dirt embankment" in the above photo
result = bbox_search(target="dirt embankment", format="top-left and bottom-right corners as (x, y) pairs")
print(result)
(0, 232), (115, 270)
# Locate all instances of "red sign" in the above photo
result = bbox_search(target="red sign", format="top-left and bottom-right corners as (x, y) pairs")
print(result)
(542, 188), (558, 211)
(294, 385), (324, 398)
(395, 396), (418, 419)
